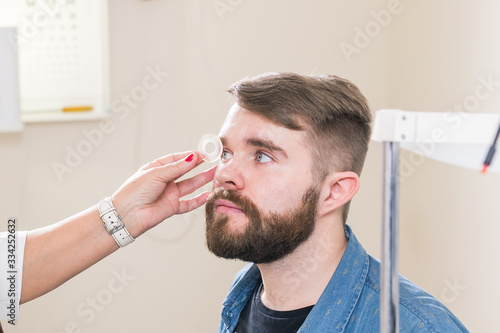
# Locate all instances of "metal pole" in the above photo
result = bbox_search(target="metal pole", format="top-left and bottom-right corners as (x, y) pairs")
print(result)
(380, 141), (400, 333)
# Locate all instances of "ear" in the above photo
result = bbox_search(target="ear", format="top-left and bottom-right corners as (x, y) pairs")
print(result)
(317, 171), (360, 218)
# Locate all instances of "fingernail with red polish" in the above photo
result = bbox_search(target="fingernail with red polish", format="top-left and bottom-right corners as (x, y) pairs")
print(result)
(185, 153), (194, 162)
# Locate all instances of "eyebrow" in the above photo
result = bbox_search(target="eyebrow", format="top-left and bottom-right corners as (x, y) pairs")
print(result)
(220, 136), (288, 158)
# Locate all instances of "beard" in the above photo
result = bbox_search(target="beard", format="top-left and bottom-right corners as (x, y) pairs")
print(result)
(205, 186), (320, 264)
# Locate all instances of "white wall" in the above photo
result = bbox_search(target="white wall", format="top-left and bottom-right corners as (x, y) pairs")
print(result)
(0, 0), (493, 331)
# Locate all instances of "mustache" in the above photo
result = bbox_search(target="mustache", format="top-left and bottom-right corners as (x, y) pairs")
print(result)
(206, 188), (261, 218)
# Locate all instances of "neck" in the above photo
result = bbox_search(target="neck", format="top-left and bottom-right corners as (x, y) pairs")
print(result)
(257, 218), (348, 311)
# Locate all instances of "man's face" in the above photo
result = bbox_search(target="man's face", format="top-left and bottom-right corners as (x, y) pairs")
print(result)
(205, 104), (320, 264)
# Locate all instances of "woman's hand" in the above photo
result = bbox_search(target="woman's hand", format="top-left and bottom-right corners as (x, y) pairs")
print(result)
(111, 151), (216, 237)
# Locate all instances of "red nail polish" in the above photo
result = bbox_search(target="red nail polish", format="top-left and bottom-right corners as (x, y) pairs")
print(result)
(185, 153), (194, 162)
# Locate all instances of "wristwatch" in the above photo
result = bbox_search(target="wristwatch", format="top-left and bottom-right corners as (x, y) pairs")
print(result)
(98, 197), (135, 247)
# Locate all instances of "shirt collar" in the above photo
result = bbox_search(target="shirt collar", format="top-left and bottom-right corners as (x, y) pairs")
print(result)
(220, 225), (370, 333)
(221, 263), (261, 331)
(299, 225), (370, 332)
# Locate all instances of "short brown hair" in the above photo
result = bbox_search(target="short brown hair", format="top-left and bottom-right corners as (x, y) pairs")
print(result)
(228, 72), (372, 223)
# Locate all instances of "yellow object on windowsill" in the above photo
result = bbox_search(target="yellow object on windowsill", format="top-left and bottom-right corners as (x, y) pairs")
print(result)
(62, 106), (94, 113)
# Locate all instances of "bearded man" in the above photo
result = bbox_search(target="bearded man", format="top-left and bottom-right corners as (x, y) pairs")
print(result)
(205, 73), (468, 333)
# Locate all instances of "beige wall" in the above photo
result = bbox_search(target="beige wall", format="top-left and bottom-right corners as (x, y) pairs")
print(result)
(386, 1), (500, 331)
(0, 0), (494, 331)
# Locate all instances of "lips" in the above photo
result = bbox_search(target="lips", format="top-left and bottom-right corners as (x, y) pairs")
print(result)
(215, 199), (244, 214)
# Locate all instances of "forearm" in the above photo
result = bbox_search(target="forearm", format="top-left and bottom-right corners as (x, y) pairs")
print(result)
(20, 206), (118, 304)
(18, 152), (214, 304)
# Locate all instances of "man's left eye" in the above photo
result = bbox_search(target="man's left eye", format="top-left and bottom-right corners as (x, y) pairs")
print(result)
(256, 152), (272, 163)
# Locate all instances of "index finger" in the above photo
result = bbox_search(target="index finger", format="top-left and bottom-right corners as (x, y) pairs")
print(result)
(141, 151), (202, 171)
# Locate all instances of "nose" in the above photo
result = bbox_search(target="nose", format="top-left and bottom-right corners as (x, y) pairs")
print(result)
(214, 158), (245, 191)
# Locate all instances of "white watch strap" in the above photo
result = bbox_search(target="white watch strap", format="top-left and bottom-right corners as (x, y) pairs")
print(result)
(112, 227), (135, 247)
(97, 197), (135, 247)
(98, 198), (122, 234)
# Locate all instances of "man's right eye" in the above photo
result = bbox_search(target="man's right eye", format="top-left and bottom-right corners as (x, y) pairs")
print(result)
(221, 150), (233, 161)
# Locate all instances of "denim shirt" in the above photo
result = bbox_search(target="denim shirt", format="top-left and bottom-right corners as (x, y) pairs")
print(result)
(218, 225), (468, 332)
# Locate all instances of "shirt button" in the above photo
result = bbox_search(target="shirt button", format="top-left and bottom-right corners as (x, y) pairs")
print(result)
(227, 311), (233, 318)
